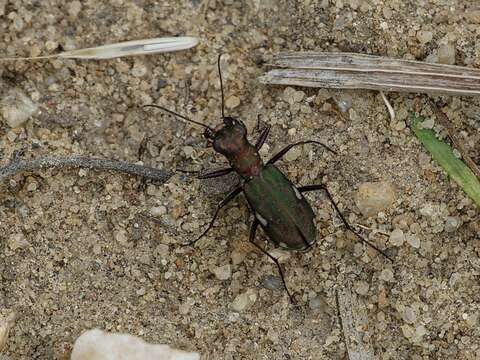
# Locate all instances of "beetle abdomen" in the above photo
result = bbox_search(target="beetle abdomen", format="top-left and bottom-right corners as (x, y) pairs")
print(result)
(244, 164), (316, 250)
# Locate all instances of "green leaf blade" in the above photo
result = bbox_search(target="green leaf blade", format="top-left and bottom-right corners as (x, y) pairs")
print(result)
(411, 115), (480, 207)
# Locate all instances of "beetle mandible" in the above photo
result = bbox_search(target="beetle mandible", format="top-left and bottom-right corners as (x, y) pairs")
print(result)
(145, 55), (391, 302)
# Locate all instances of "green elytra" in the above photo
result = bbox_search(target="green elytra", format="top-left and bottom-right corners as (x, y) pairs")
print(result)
(144, 55), (391, 303)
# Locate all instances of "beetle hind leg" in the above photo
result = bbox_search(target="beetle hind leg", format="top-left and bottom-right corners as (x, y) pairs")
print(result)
(183, 186), (242, 246)
(298, 184), (393, 262)
(249, 219), (296, 304)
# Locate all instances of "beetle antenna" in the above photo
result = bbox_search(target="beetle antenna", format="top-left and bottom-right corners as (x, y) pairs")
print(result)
(217, 53), (225, 118)
(143, 104), (214, 132)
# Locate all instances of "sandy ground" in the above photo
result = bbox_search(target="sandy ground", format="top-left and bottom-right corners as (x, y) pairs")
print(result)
(0, 0), (479, 359)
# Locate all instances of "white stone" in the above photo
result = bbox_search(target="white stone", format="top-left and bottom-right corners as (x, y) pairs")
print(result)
(71, 329), (200, 360)
(0, 311), (16, 352)
(438, 43), (456, 65)
(231, 289), (257, 312)
(211, 264), (232, 280)
(406, 233), (420, 248)
(150, 206), (167, 217)
(389, 229), (405, 246)
(379, 268), (394, 282)
(0, 88), (38, 128)
(8, 233), (29, 251)
(354, 182), (396, 217)
(225, 96), (240, 109)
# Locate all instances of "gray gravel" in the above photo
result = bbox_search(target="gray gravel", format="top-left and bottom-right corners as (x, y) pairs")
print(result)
(0, 0), (479, 359)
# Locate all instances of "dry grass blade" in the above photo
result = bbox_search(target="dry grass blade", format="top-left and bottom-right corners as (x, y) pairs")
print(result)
(260, 52), (480, 96)
(0, 37), (198, 61)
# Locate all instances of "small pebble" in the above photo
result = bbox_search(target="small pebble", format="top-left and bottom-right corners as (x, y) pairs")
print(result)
(231, 250), (246, 266)
(379, 268), (394, 282)
(419, 203), (435, 218)
(115, 230), (129, 246)
(156, 244), (169, 257)
(225, 96), (240, 109)
(416, 30), (433, 44)
(354, 182), (396, 217)
(26, 181), (38, 192)
(231, 289), (257, 312)
(182, 146), (195, 158)
(0, 311), (17, 352)
(136, 287), (146, 296)
(131, 62), (148, 77)
(444, 216), (460, 233)
(334, 93), (352, 113)
(325, 335), (339, 346)
(283, 146), (301, 162)
(211, 264), (231, 281)
(268, 248), (291, 262)
(403, 306), (417, 324)
(67, 1), (82, 17)
(8, 233), (29, 251)
(0, 88), (38, 128)
(150, 206), (167, 217)
(282, 87), (305, 105)
(6, 131), (17, 142)
(308, 294), (329, 312)
(401, 324), (414, 339)
(92, 244), (102, 255)
(378, 287), (389, 308)
(415, 324), (427, 338)
(261, 275), (283, 290)
(354, 281), (370, 296)
(389, 229), (405, 247)
(421, 118), (434, 129)
(406, 233), (420, 248)
(437, 43), (456, 65)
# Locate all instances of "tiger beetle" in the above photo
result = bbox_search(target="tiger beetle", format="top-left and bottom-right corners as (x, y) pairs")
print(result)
(145, 55), (392, 303)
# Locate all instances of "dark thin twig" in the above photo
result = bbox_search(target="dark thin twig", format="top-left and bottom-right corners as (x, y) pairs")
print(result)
(0, 156), (173, 183)
(427, 98), (480, 179)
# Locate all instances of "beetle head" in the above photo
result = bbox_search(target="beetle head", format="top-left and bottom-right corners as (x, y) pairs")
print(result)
(209, 117), (248, 157)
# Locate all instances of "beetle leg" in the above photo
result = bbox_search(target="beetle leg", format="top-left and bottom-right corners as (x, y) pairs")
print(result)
(248, 219), (296, 304)
(183, 186), (243, 246)
(176, 167), (233, 179)
(254, 124), (271, 151)
(267, 140), (336, 165)
(197, 167), (233, 179)
(298, 184), (393, 262)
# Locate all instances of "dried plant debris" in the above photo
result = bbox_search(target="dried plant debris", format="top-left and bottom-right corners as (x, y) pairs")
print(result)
(260, 52), (480, 96)
(411, 115), (480, 207)
(0, 37), (199, 61)
(336, 284), (375, 360)
(0, 156), (173, 184)
(427, 99), (480, 179)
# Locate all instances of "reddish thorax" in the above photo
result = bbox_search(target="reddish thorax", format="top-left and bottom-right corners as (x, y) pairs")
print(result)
(210, 117), (263, 179)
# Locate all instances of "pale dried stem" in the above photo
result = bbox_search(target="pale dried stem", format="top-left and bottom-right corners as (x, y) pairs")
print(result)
(0, 156), (172, 183)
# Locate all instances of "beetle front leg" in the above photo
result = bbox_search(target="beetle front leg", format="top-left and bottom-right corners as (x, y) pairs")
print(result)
(254, 125), (271, 151)
(197, 167), (233, 179)
(267, 140), (336, 165)
(248, 219), (296, 304)
(184, 186), (242, 246)
(298, 185), (393, 262)
(177, 167), (233, 179)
